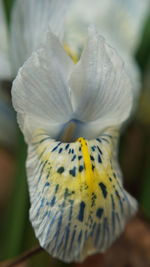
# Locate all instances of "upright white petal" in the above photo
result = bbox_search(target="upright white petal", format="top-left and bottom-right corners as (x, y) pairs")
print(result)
(0, 0), (11, 80)
(69, 27), (133, 139)
(10, 0), (74, 76)
(64, 0), (149, 105)
(64, 0), (149, 56)
(12, 30), (74, 143)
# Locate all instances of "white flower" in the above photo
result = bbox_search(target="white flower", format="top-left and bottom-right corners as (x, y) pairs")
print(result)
(12, 25), (138, 262)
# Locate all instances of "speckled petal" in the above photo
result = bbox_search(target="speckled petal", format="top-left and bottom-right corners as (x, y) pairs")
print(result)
(27, 128), (137, 262)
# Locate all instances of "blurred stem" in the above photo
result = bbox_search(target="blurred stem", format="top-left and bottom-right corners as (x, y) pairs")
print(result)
(5, 246), (43, 267)
(3, 0), (14, 24)
(4, 131), (29, 259)
(135, 13), (150, 74)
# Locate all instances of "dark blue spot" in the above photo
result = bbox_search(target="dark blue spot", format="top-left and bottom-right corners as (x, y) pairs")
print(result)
(111, 194), (115, 209)
(68, 200), (74, 221)
(36, 198), (45, 217)
(78, 155), (82, 160)
(52, 142), (61, 152)
(57, 167), (64, 174)
(91, 146), (96, 151)
(98, 154), (102, 163)
(96, 138), (101, 143)
(78, 201), (85, 222)
(50, 196), (56, 206)
(59, 148), (63, 153)
(39, 136), (50, 143)
(45, 182), (50, 187)
(91, 192), (97, 207)
(71, 149), (74, 154)
(65, 144), (70, 150)
(78, 230), (82, 243)
(69, 167), (76, 177)
(92, 164), (95, 171)
(64, 188), (69, 199)
(115, 190), (124, 214)
(99, 182), (107, 198)
(97, 146), (103, 155)
(115, 190), (120, 199)
(96, 208), (104, 219)
(38, 147), (48, 160)
(90, 155), (95, 161)
(38, 160), (48, 183)
(55, 184), (59, 193)
(79, 165), (84, 172)
(113, 173), (116, 178)
(71, 155), (76, 161)
(69, 148), (72, 154)
(46, 170), (50, 179)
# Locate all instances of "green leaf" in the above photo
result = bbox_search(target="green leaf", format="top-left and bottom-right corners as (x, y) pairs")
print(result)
(3, 131), (29, 259)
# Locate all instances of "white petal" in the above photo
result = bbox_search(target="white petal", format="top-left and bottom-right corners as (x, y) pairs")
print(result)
(12, 30), (74, 143)
(69, 27), (133, 138)
(10, 0), (74, 75)
(64, 0), (149, 110)
(27, 128), (137, 262)
(65, 0), (149, 54)
(0, 0), (11, 80)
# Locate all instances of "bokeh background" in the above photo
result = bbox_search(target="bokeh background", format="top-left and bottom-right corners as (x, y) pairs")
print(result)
(0, 0), (150, 266)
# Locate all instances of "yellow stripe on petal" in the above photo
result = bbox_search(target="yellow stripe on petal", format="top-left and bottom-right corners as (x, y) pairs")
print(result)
(77, 137), (93, 193)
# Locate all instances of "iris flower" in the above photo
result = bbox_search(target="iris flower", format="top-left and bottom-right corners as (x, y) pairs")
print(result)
(12, 25), (138, 267)
(10, 0), (148, 263)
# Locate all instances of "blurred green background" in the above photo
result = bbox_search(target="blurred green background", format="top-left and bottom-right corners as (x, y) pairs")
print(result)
(0, 0), (150, 266)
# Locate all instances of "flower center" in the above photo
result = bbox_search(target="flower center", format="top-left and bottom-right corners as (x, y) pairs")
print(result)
(58, 119), (82, 142)
(64, 44), (78, 63)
